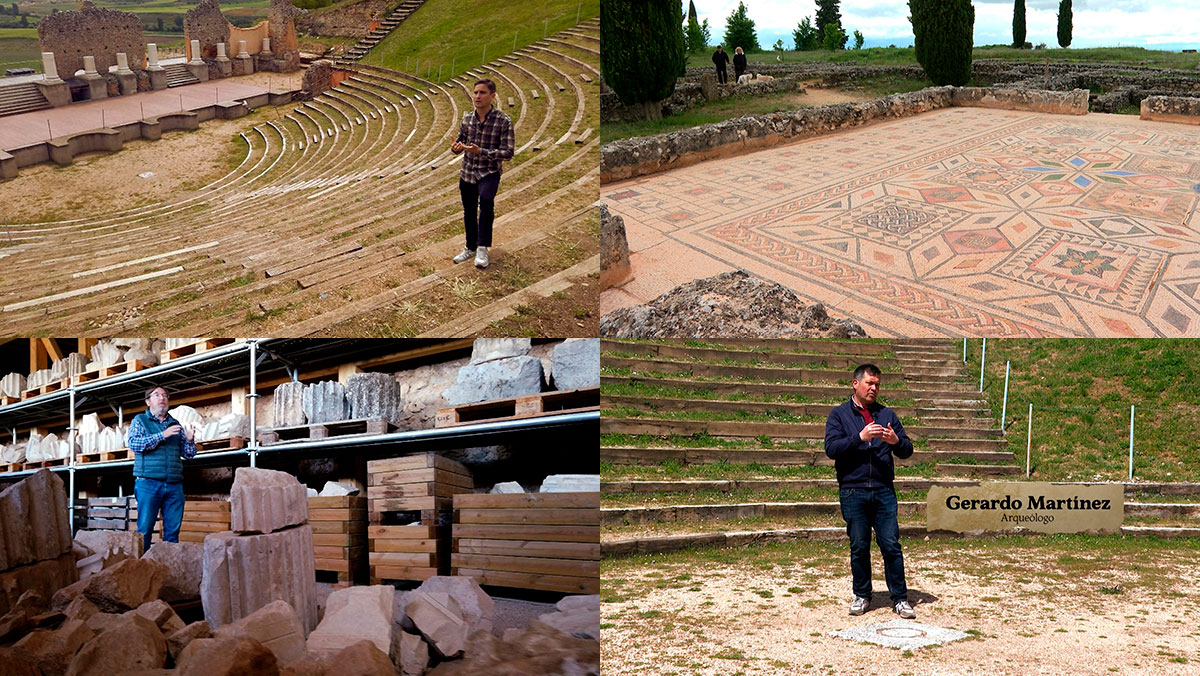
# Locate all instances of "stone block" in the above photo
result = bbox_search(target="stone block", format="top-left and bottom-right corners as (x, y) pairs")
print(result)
(398, 630), (428, 676)
(404, 591), (467, 658)
(539, 475), (600, 493)
(130, 599), (186, 636)
(230, 467), (309, 534)
(318, 481), (358, 497)
(73, 529), (141, 560)
(1, 372), (25, 398)
(306, 585), (393, 659)
(490, 481), (524, 494)
(169, 405), (205, 432)
(346, 372), (403, 424)
(273, 381), (306, 427)
(470, 338), (531, 364)
(214, 599), (306, 667)
(539, 596), (600, 640)
(200, 525), (317, 635)
(166, 620), (211, 662)
(0, 590), (44, 643)
(76, 558), (167, 613)
(0, 441), (21, 464)
(176, 635), (279, 676)
(0, 646), (40, 675)
(328, 640), (395, 676)
(551, 339), (599, 391)
(414, 576), (493, 636)
(442, 356), (544, 406)
(143, 540), (203, 601)
(0, 469), (72, 573)
(303, 381), (349, 424)
(13, 617), (95, 676)
(65, 613), (165, 676)
(600, 205), (631, 290)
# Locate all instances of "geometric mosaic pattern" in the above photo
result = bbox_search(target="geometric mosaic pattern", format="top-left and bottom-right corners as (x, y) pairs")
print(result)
(602, 108), (1200, 337)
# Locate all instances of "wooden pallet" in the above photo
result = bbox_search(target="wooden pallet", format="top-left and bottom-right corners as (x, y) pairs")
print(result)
(21, 458), (67, 470)
(434, 387), (599, 427)
(196, 436), (247, 454)
(0, 461), (23, 473)
(129, 499), (231, 542)
(101, 448), (133, 462)
(73, 359), (152, 385)
(309, 495), (368, 582)
(451, 492), (599, 595)
(22, 378), (69, 400)
(0, 394), (20, 406)
(259, 418), (397, 446)
(159, 338), (237, 363)
(368, 524), (446, 584)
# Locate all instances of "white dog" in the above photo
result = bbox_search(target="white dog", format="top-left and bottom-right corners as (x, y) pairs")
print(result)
(737, 73), (775, 85)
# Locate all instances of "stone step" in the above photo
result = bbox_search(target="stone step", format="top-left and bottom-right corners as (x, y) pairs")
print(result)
(601, 395), (995, 424)
(600, 339), (900, 370)
(601, 374), (972, 402)
(601, 446), (1014, 466)
(601, 417), (1003, 441)
(936, 463), (1023, 477)
(604, 337), (894, 357)
(602, 479), (1200, 498)
(926, 438), (1007, 452)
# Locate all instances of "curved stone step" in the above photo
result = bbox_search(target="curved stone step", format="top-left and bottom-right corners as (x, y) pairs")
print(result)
(936, 463), (1022, 477)
(601, 394), (995, 425)
(601, 446), (1014, 466)
(601, 417), (1003, 441)
(600, 339), (900, 370)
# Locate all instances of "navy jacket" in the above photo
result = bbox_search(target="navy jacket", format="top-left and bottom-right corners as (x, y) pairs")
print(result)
(824, 398), (914, 489)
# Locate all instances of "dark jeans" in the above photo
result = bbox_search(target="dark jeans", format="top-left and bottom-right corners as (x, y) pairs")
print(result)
(839, 486), (908, 603)
(735, 67), (746, 81)
(715, 66), (727, 84)
(135, 476), (184, 552)
(459, 172), (501, 250)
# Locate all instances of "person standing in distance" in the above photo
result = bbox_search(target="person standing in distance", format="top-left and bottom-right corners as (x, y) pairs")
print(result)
(824, 364), (916, 619)
(733, 46), (747, 82)
(451, 79), (515, 270)
(711, 45), (729, 83)
(128, 386), (198, 553)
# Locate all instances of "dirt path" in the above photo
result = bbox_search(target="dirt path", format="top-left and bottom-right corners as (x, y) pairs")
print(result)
(602, 538), (1200, 675)
(797, 81), (872, 106)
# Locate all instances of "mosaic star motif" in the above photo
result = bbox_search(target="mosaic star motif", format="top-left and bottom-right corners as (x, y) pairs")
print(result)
(1053, 248), (1119, 279)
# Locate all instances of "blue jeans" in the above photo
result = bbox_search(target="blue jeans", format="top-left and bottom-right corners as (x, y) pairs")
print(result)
(839, 486), (908, 603)
(135, 477), (184, 552)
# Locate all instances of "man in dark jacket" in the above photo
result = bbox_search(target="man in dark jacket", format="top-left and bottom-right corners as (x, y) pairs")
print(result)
(129, 385), (198, 552)
(712, 46), (729, 83)
(824, 364), (916, 619)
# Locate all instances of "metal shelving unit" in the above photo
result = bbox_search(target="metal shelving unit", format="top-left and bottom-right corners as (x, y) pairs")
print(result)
(0, 339), (599, 532)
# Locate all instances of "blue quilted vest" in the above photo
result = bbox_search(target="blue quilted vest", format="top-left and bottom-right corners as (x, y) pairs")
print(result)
(132, 412), (184, 483)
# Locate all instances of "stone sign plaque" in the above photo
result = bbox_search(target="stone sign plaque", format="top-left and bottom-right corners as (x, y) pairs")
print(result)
(927, 482), (1123, 534)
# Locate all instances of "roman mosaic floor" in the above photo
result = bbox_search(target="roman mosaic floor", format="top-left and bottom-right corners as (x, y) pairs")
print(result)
(601, 107), (1200, 337)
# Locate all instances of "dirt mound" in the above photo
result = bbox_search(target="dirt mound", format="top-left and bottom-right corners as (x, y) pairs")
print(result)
(600, 270), (867, 339)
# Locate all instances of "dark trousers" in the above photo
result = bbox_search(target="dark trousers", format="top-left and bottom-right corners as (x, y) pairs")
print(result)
(735, 66), (746, 80)
(134, 476), (184, 552)
(715, 66), (727, 84)
(459, 172), (501, 250)
(839, 486), (908, 603)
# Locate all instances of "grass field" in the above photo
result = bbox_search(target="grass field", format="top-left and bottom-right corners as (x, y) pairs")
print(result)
(965, 339), (1200, 483)
(686, 45), (1200, 71)
(360, 0), (599, 80)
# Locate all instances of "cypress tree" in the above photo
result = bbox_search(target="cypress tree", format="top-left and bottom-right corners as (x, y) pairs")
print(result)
(688, 0), (697, 25)
(601, 0), (686, 121)
(1057, 0), (1072, 48)
(685, 0), (706, 52)
(814, 0), (841, 36)
(910, 0), (974, 86)
(1013, 0), (1025, 48)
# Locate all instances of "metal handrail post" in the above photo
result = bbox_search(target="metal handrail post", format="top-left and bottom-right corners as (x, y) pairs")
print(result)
(979, 338), (987, 393)
(1026, 403), (1033, 478)
(248, 339), (259, 468)
(1001, 361), (1010, 430)
(1128, 405), (1135, 481)
(68, 381), (76, 535)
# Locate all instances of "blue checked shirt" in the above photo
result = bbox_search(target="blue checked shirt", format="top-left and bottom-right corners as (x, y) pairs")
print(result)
(454, 107), (515, 183)
(128, 413), (198, 460)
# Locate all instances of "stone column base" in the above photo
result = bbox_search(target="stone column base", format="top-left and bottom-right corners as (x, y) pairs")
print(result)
(148, 68), (167, 90)
(35, 80), (71, 107)
(216, 59), (232, 77)
(83, 74), (108, 101)
(186, 62), (210, 82)
(117, 72), (137, 96)
(232, 55), (255, 76)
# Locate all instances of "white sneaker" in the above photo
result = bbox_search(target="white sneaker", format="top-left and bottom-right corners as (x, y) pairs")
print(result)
(452, 247), (475, 264)
(849, 596), (869, 616)
(474, 246), (489, 269)
(894, 600), (915, 619)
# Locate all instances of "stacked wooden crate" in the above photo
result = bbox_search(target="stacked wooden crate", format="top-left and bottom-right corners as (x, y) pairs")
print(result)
(451, 492), (600, 594)
(309, 495), (367, 583)
(85, 497), (131, 530)
(366, 453), (473, 583)
(127, 499), (231, 543)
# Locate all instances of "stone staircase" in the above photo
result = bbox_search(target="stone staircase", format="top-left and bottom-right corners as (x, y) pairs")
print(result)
(600, 338), (1200, 556)
(339, 0), (427, 65)
(164, 63), (201, 88)
(0, 81), (51, 118)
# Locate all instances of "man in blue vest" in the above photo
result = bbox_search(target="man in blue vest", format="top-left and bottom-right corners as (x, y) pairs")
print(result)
(128, 385), (198, 553)
(824, 364), (916, 619)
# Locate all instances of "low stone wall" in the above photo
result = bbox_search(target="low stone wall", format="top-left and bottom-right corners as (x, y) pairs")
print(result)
(951, 87), (1088, 115)
(602, 86), (954, 183)
(1140, 95), (1200, 125)
(602, 75), (806, 123)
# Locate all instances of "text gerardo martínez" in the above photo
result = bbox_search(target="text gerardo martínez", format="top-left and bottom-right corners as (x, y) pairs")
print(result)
(944, 494), (1114, 525)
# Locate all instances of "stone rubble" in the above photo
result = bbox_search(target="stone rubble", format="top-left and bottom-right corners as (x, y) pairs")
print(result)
(306, 585), (394, 659)
(213, 599), (307, 667)
(404, 591), (467, 659)
(142, 541), (203, 602)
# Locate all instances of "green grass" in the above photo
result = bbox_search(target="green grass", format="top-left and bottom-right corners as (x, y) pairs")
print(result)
(600, 458), (942, 481)
(685, 45), (1200, 71)
(966, 339), (1200, 483)
(601, 89), (817, 143)
(361, 0), (599, 81)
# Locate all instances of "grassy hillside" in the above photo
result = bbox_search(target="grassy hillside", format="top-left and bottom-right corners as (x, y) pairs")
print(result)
(360, 0), (599, 81)
(686, 45), (1200, 71)
(965, 339), (1200, 483)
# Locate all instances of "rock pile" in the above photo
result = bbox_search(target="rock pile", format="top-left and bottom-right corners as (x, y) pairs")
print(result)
(0, 471), (76, 616)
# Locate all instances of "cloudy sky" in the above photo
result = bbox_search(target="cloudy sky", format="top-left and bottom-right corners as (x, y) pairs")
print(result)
(692, 0), (1200, 50)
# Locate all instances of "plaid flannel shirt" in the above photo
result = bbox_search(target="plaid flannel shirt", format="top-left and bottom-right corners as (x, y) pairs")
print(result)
(454, 107), (514, 184)
(128, 413), (198, 460)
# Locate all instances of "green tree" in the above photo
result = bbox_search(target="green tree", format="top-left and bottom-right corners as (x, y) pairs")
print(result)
(700, 18), (711, 48)
(821, 22), (847, 50)
(723, 1), (759, 53)
(1012, 0), (1025, 48)
(814, 0), (841, 36)
(1057, 0), (1072, 48)
(601, 0), (686, 121)
(685, 4), (707, 52)
(793, 17), (819, 51)
(852, 29), (864, 50)
(687, 0), (697, 24)
(909, 0), (974, 86)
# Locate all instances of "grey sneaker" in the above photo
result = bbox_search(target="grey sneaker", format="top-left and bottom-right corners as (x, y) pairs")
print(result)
(474, 246), (489, 269)
(452, 247), (475, 264)
(894, 600), (915, 619)
(849, 596), (869, 616)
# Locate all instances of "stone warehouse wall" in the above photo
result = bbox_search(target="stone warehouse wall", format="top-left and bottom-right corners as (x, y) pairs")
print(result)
(601, 86), (955, 183)
(1141, 96), (1200, 125)
(37, 0), (144, 80)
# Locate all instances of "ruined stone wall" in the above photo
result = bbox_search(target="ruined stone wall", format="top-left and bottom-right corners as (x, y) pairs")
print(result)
(1140, 95), (1200, 125)
(602, 75), (806, 123)
(951, 87), (1088, 115)
(268, 0), (302, 71)
(301, 59), (334, 98)
(601, 86), (955, 183)
(229, 21), (270, 55)
(296, 0), (388, 37)
(184, 0), (231, 61)
(37, 0), (144, 81)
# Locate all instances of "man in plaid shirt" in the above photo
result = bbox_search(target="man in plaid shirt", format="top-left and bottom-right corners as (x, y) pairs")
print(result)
(128, 385), (198, 552)
(451, 78), (514, 269)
